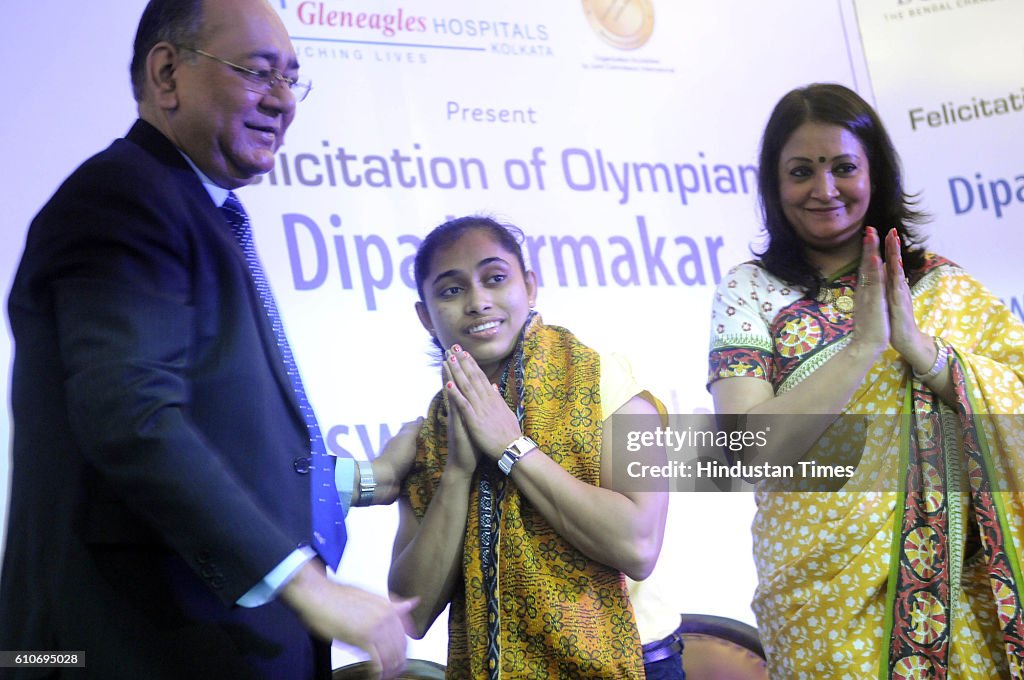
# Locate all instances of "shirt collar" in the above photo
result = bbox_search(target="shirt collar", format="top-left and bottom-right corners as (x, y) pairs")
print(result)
(178, 151), (230, 208)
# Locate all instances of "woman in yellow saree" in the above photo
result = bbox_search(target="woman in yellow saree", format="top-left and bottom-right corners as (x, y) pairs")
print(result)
(707, 83), (1024, 679)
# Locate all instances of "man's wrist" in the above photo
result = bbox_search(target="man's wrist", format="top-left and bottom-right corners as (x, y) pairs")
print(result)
(237, 546), (316, 608)
(334, 458), (357, 512)
(355, 460), (377, 506)
(280, 559), (330, 615)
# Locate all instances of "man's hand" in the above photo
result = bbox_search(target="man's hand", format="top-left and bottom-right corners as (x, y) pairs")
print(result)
(282, 561), (417, 679)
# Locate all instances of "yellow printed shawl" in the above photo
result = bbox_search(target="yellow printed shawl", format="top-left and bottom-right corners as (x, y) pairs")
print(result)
(709, 254), (1024, 679)
(403, 315), (644, 679)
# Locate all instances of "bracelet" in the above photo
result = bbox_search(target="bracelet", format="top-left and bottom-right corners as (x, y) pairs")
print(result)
(353, 460), (377, 506)
(912, 336), (948, 380)
(497, 436), (538, 476)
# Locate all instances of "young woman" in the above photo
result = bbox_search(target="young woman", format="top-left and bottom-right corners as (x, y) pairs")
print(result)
(707, 83), (1024, 678)
(389, 216), (671, 678)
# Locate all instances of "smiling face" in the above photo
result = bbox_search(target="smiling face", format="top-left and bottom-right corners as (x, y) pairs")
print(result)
(779, 121), (872, 274)
(416, 228), (537, 381)
(162, 0), (299, 188)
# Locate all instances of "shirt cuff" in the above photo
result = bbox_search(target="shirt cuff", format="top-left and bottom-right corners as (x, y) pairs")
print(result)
(236, 545), (317, 608)
(335, 457), (357, 513)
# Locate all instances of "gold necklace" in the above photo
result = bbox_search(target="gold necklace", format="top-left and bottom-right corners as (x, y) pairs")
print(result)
(816, 285), (855, 314)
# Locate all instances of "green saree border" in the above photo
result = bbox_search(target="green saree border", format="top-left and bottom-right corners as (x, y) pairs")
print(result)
(879, 384), (914, 679)
(959, 349), (1024, 590)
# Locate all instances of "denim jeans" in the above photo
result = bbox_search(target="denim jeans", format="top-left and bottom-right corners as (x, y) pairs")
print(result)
(644, 650), (685, 680)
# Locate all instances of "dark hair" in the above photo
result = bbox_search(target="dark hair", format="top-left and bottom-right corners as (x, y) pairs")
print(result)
(755, 83), (928, 295)
(414, 215), (528, 302)
(130, 0), (205, 102)
(414, 215), (529, 357)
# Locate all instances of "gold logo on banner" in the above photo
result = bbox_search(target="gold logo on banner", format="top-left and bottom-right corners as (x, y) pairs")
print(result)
(582, 0), (655, 50)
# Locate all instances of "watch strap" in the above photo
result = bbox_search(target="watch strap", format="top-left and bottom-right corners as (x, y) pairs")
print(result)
(497, 435), (538, 476)
(355, 460), (377, 506)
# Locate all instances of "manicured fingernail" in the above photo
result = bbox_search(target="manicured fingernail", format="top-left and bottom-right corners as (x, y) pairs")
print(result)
(446, 381), (454, 389)
(451, 344), (462, 352)
(449, 354), (457, 362)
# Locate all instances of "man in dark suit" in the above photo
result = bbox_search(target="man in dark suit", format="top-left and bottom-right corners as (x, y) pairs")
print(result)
(0, 0), (414, 677)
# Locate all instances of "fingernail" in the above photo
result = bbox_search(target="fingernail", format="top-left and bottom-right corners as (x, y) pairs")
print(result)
(449, 354), (457, 363)
(451, 344), (462, 353)
(446, 381), (454, 389)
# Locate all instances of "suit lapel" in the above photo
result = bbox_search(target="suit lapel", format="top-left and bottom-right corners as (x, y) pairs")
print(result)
(126, 120), (308, 434)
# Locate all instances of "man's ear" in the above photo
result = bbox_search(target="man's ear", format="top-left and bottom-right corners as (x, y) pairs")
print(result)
(146, 41), (182, 110)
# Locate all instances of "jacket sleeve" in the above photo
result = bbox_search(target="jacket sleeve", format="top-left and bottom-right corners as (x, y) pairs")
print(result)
(18, 144), (306, 604)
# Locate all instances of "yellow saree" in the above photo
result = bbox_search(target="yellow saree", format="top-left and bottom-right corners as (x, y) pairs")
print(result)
(708, 254), (1024, 679)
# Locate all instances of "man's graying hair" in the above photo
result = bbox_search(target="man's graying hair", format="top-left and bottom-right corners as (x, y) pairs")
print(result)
(130, 0), (205, 101)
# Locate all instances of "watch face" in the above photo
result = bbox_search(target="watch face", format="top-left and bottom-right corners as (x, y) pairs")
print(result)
(582, 0), (655, 50)
(511, 436), (536, 457)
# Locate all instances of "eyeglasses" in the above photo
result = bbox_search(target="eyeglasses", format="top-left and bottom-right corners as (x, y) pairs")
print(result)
(181, 46), (312, 102)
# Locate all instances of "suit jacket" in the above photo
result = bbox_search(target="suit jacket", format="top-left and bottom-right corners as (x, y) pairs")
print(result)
(0, 120), (330, 679)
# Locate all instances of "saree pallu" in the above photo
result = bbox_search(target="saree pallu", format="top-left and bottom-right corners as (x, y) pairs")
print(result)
(404, 315), (645, 679)
(708, 254), (1024, 679)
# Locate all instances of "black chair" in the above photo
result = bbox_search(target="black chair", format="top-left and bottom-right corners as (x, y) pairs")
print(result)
(676, 613), (769, 679)
(332, 617), (767, 680)
(332, 658), (445, 680)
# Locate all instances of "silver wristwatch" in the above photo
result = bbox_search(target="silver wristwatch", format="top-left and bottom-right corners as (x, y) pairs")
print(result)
(356, 460), (376, 506)
(497, 436), (538, 476)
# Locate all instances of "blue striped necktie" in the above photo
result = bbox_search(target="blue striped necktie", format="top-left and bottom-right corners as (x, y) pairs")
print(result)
(221, 191), (346, 569)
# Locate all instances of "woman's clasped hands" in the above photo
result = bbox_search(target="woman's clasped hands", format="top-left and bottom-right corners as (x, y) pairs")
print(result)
(442, 344), (523, 467)
(855, 226), (939, 374)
